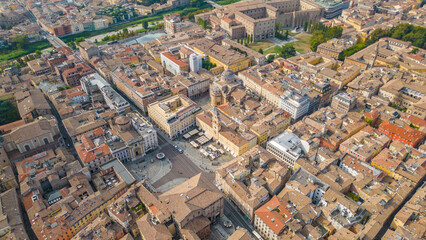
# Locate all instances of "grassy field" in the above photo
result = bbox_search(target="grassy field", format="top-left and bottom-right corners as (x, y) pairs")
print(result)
(247, 40), (275, 52)
(216, 0), (242, 5)
(288, 31), (299, 37)
(0, 40), (51, 62)
(291, 33), (312, 53)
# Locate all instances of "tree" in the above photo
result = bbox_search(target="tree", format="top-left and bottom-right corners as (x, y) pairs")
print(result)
(0, 100), (20, 125)
(267, 54), (275, 63)
(35, 50), (42, 56)
(410, 48), (419, 54)
(75, 37), (85, 43)
(310, 31), (325, 51)
(309, 25), (342, 51)
(142, 20), (148, 29)
(197, 18), (207, 29)
(284, 30), (289, 40)
(307, 19), (312, 32)
(303, 22), (308, 32)
(156, 23), (164, 29)
(276, 44), (296, 58)
(202, 59), (216, 70)
(12, 35), (29, 49)
(258, 48), (263, 54)
(94, 39), (98, 44)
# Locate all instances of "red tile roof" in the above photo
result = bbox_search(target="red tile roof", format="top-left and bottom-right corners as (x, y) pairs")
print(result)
(222, 17), (233, 23)
(371, 149), (402, 171)
(254, 196), (293, 235)
(76, 143), (110, 163)
(77, 127), (105, 141)
(401, 114), (426, 128)
(379, 121), (426, 146)
(162, 52), (188, 67)
(364, 109), (380, 120)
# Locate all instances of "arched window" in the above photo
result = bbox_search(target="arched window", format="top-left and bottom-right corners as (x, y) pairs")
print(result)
(24, 145), (31, 152)
(43, 138), (49, 145)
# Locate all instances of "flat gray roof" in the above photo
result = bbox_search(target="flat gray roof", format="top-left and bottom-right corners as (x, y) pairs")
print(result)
(101, 159), (136, 185)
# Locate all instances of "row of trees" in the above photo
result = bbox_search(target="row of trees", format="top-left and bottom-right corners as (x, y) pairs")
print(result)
(0, 34), (30, 53)
(237, 35), (254, 46)
(338, 23), (426, 60)
(136, 0), (167, 7)
(136, 0), (203, 8)
(101, 28), (138, 43)
(303, 20), (312, 32)
(12, 35), (30, 50)
(67, 37), (86, 50)
(309, 22), (343, 51)
(275, 23), (290, 41)
(184, 8), (209, 21)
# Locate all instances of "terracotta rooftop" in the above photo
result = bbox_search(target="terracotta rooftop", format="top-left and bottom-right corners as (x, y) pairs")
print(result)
(162, 52), (188, 67)
(379, 121), (426, 146)
(254, 195), (293, 235)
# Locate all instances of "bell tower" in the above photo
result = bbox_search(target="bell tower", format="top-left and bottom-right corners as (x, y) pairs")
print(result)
(212, 108), (221, 139)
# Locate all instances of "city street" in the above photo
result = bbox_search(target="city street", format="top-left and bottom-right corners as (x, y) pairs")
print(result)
(223, 199), (254, 232)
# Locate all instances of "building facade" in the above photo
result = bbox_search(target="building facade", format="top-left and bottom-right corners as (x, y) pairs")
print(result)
(279, 90), (311, 120)
(266, 132), (309, 168)
(148, 95), (201, 139)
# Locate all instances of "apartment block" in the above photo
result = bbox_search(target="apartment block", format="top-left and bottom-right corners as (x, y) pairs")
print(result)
(148, 94), (200, 139)
(378, 121), (426, 148)
(266, 132), (310, 168)
(78, 41), (100, 61)
(279, 89), (311, 120)
(164, 13), (182, 35)
(331, 92), (357, 114)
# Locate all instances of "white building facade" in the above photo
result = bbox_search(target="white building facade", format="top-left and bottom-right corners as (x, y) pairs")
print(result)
(279, 90), (310, 121)
(266, 132), (310, 168)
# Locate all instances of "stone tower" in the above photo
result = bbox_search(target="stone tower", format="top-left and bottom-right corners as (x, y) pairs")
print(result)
(211, 108), (221, 140)
(210, 86), (223, 107)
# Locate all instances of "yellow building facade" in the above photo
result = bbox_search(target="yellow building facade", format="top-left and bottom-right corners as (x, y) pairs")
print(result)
(148, 95), (200, 139)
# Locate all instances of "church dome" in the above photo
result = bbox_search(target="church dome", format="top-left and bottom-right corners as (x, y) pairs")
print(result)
(115, 115), (130, 125)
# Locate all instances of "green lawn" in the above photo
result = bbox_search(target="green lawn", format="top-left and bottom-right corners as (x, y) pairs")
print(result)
(0, 40), (51, 62)
(264, 47), (277, 55)
(247, 40), (275, 52)
(291, 33), (312, 53)
(288, 31), (299, 37)
(216, 0), (242, 5)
